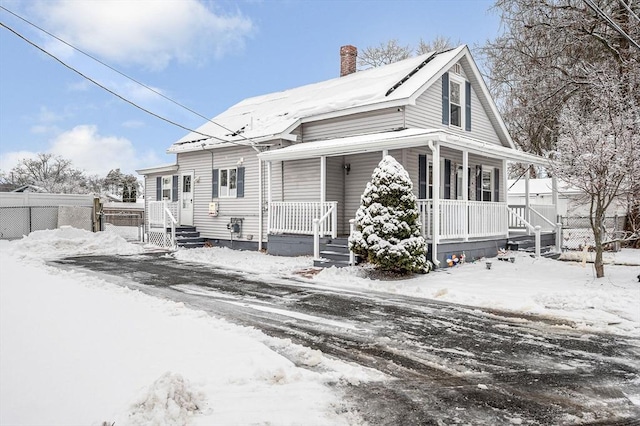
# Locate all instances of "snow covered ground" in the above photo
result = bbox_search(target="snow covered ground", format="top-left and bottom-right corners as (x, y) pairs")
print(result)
(1, 227), (639, 425)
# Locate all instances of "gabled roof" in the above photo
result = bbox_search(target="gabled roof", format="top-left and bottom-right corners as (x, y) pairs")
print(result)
(169, 45), (513, 153)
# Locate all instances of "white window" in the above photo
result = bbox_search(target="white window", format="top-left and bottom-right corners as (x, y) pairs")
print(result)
(450, 80), (462, 128)
(219, 168), (237, 198)
(481, 167), (493, 202)
(161, 175), (173, 200)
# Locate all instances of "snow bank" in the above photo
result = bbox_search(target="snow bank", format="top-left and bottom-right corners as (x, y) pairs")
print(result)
(172, 246), (640, 337)
(0, 232), (374, 425)
(9, 226), (144, 261)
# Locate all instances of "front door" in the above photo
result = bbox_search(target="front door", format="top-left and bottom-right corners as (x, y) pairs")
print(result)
(180, 172), (194, 226)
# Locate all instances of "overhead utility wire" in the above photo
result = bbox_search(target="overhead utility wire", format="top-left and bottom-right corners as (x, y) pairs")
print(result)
(618, 0), (640, 24)
(0, 6), (257, 147)
(583, 0), (640, 50)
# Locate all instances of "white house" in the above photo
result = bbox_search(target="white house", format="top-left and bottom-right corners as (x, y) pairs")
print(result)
(138, 45), (553, 267)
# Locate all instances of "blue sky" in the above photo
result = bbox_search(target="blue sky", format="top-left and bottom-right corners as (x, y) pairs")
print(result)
(0, 0), (501, 177)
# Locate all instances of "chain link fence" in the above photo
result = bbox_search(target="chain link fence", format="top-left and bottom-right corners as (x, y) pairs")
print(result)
(0, 205), (93, 239)
(560, 215), (626, 251)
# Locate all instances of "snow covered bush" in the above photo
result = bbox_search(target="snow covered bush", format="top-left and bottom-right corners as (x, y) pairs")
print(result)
(349, 155), (429, 274)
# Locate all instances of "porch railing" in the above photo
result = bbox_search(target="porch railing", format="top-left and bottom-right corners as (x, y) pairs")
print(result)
(148, 200), (178, 248)
(417, 200), (509, 240)
(509, 204), (557, 232)
(269, 201), (338, 237)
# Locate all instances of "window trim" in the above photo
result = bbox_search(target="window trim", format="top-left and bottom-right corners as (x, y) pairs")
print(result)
(218, 167), (238, 198)
(449, 74), (464, 129)
(480, 166), (494, 202)
(161, 175), (173, 201)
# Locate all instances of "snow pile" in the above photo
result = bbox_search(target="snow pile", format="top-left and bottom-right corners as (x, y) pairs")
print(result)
(10, 226), (143, 260)
(173, 245), (639, 337)
(129, 372), (206, 426)
(0, 235), (371, 426)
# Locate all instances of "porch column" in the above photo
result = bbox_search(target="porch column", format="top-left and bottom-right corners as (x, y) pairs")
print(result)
(462, 150), (469, 242)
(524, 167), (531, 235)
(320, 156), (326, 205)
(552, 176), (559, 221)
(502, 159), (509, 237)
(429, 141), (441, 267)
(258, 159), (263, 251)
(382, 149), (388, 157)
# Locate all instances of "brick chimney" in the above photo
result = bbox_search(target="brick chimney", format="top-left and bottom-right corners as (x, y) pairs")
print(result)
(340, 45), (357, 77)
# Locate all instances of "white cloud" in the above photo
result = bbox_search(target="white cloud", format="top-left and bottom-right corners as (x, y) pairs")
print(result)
(49, 125), (136, 176)
(1, 125), (159, 177)
(33, 0), (254, 70)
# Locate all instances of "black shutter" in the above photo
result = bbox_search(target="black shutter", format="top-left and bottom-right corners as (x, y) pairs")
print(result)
(494, 168), (499, 202)
(237, 167), (245, 198)
(171, 175), (178, 202)
(212, 169), (219, 198)
(441, 72), (449, 125)
(465, 81), (471, 131)
(468, 167), (472, 200)
(418, 154), (427, 199)
(475, 165), (482, 201)
(444, 159), (451, 199)
(156, 177), (161, 200)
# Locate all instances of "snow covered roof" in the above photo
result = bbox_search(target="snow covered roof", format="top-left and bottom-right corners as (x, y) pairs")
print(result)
(258, 129), (547, 165)
(507, 178), (580, 196)
(169, 46), (476, 153)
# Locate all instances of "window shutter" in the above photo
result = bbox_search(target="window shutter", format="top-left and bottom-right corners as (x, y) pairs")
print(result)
(171, 175), (179, 202)
(444, 159), (451, 200)
(418, 154), (427, 199)
(156, 177), (161, 200)
(441, 72), (449, 125)
(475, 166), (482, 201)
(212, 169), (219, 198)
(237, 167), (245, 198)
(465, 81), (471, 131)
(494, 168), (499, 202)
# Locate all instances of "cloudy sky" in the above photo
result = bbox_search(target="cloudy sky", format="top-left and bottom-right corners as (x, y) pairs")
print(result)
(0, 0), (500, 177)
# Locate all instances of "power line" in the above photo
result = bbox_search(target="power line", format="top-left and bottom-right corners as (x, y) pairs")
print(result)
(1, 20), (225, 142)
(619, 0), (640, 24)
(0, 6), (258, 147)
(583, 0), (640, 51)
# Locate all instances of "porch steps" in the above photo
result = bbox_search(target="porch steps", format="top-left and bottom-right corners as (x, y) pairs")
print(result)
(171, 226), (206, 249)
(507, 238), (558, 258)
(313, 238), (359, 268)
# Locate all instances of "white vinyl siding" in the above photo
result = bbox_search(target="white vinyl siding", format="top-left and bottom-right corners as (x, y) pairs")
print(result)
(282, 158), (320, 202)
(326, 156), (346, 234)
(405, 73), (502, 146)
(301, 107), (404, 142)
(176, 147), (261, 242)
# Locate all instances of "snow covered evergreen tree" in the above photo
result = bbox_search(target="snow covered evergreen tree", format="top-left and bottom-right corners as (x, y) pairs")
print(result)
(349, 155), (429, 274)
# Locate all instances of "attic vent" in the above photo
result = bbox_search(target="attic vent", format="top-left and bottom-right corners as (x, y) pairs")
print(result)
(385, 52), (437, 97)
(452, 63), (462, 75)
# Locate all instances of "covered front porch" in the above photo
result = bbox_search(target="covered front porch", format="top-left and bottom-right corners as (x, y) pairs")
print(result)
(258, 129), (555, 266)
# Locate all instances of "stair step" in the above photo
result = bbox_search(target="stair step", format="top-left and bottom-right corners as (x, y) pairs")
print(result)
(313, 258), (352, 268)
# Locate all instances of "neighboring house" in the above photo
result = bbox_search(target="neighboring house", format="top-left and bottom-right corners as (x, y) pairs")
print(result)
(508, 178), (628, 218)
(11, 184), (47, 193)
(138, 45), (550, 266)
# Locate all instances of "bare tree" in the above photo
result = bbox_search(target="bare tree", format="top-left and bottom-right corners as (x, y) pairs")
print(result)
(550, 71), (639, 278)
(0, 153), (100, 194)
(480, 0), (640, 158)
(357, 39), (412, 70)
(416, 36), (459, 54)
(358, 37), (462, 70)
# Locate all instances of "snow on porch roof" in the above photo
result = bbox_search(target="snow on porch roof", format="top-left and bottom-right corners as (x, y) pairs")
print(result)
(169, 46), (466, 153)
(257, 128), (548, 165)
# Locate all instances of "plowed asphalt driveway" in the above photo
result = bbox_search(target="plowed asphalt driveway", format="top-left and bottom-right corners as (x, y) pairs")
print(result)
(54, 253), (640, 425)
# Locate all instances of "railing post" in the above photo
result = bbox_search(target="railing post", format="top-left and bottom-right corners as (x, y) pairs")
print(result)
(556, 222), (562, 253)
(535, 225), (541, 258)
(313, 218), (320, 260)
(332, 202), (338, 238)
(349, 219), (355, 266)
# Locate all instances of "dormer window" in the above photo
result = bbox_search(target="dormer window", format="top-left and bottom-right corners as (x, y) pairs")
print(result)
(442, 72), (471, 131)
(449, 80), (462, 128)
